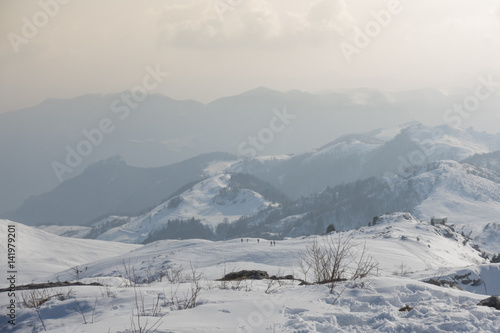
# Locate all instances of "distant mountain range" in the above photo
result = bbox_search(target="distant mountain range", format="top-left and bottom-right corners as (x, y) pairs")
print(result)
(2, 86), (499, 214)
(232, 123), (500, 199)
(16, 123), (499, 254)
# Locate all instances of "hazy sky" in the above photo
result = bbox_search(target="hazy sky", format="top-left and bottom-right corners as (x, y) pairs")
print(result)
(1, 0), (499, 113)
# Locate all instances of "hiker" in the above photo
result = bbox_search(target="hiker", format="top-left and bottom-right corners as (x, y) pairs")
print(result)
(270, 241), (273, 246)
(241, 239), (243, 243)
(273, 241), (276, 246)
(257, 239), (259, 243)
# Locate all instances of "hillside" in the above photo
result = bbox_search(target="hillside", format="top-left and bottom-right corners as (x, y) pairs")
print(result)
(5, 152), (237, 226)
(37, 156), (500, 251)
(49, 213), (487, 282)
(2, 213), (499, 332)
(224, 160), (500, 247)
(462, 150), (500, 171)
(93, 173), (284, 243)
(0, 220), (138, 284)
(232, 124), (500, 199)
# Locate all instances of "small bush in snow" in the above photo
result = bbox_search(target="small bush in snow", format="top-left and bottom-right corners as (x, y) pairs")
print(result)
(298, 233), (378, 291)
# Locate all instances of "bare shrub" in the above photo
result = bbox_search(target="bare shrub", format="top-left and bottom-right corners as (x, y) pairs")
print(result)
(91, 298), (98, 324)
(22, 289), (50, 331)
(100, 285), (115, 298)
(299, 233), (378, 291)
(165, 264), (185, 284)
(130, 286), (164, 333)
(120, 259), (140, 287)
(265, 279), (278, 294)
(73, 298), (87, 324)
(393, 262), (413, 277)
(55, 287), (73, 301)
(165, 263), (203, 310)
(184, 263), (203, 309)
(351, 242), (379, 280)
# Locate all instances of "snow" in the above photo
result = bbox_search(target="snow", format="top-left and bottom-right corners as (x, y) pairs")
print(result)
(202, 160), (238, 177)
(406, 125), (491, 161)
(2, 119), (500, 331)
(228, 155), (292, 175)
(3, 214), (500, 332)
(306, 138), (382, 163)
(252, 155), (293, 162)
(0, 220), (139, 285)
(369, 121), (421, 141)
(36, 225), (91, 238)
(95, 174), (274, 243)
(405, 161), (500, 253)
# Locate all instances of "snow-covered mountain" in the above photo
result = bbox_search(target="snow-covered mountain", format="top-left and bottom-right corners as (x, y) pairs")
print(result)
(5, 152), (237, 226)
(41, 157), (500, 258)
(3, 213), (499, 332)
(18, 124), (497, 250)
(3, 87), (499, 216)
(93, 173), (281, 243)
(232, 123), (500, 199)
(5, 123), (499, 230)
(223, 160), (500, 251)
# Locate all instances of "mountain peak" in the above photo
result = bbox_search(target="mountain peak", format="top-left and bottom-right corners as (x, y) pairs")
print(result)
(241, 86), (282, 96)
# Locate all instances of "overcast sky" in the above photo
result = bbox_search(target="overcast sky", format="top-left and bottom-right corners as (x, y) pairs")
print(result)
(1, 0), (499, 113)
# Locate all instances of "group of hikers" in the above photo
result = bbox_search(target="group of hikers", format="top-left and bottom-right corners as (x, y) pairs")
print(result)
(240, 238), (276, 246)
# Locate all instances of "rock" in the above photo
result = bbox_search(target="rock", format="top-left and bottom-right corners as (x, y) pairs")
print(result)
(423, 278), (441, 287)
(298, 280), (313, 286)
(471, 279), (483, 286)
(478, 296), (500, 310)
(454, 272), (471, 280)
(423, 278), (462, 290)
(398, 305), (413, 312)
(219, 270), (269, 281)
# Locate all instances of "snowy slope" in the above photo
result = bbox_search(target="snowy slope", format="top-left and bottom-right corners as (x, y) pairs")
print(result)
(50, 213), (486, 283)
(304, 136), (384, 164)
(401, 161), (500, 253)
(36, 225), (92, 238)
(95, 174), (275, 243)
(0, 220), (139, 285)
(3, 213), (500, 332)
(6, 275), (500, 332)
(405, 124), (493, 161)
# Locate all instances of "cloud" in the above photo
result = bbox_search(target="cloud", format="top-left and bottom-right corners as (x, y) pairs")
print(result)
(158, 0), (355, 49)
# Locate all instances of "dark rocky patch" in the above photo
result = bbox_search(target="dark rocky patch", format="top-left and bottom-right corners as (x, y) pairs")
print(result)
(398, 305), (413, 312)
(0, 281), (103, 293)
(423, 278), (463, 290)
(478, 296), (500, 310)
(218, 270), (270, 281)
